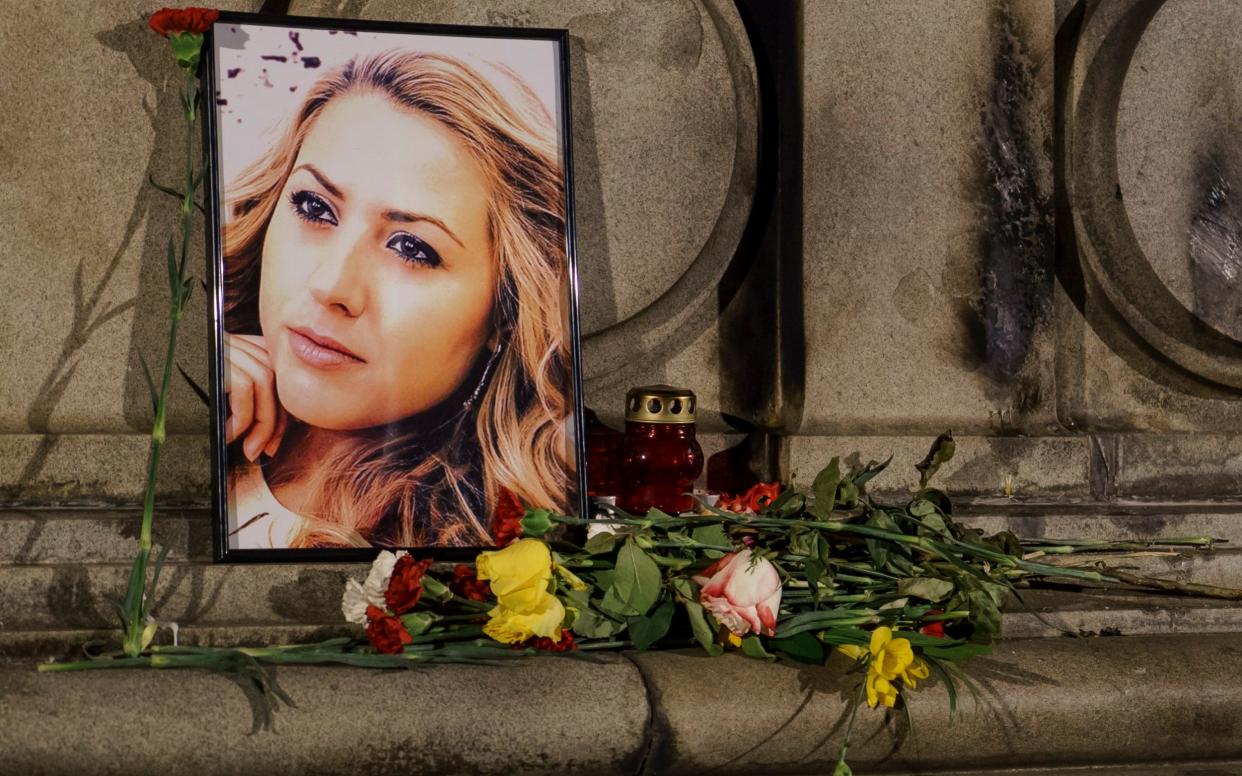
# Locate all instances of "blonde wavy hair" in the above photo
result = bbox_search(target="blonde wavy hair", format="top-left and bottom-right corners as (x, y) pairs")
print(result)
(223, 51), (574, 547)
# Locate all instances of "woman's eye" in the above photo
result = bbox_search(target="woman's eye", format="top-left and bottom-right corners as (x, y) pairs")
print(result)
(385, 232), (442, 268)
(290, 190), (338, 225)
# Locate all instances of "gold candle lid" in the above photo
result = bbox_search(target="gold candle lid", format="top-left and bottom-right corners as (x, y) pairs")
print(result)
(625, 385), (697, 424)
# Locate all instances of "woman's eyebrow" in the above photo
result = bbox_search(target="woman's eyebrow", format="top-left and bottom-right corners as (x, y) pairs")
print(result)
(382, 209), (466, 250)
(292, 162), (466, 251)
(292, 163), (344, 199)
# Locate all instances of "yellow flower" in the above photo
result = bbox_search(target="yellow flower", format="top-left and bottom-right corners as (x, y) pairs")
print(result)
(483, 594), (566, 644)
(477, 538), (554, 612)
(476, 538), (565, 644)
(837, 627), (930, 708)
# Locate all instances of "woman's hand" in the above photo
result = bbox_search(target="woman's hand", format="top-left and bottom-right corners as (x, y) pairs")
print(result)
(224, 333), (288, 461)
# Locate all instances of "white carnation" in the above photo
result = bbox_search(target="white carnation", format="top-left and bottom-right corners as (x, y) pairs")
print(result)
(341, 550), (409, 624)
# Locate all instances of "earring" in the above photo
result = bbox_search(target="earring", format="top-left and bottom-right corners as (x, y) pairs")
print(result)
(463, 342), (504, 412)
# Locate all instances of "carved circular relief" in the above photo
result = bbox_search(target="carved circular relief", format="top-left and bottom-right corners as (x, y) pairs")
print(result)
(1065, 0), (1242, 388)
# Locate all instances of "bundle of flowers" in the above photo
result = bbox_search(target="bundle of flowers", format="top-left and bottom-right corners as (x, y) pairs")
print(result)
(319, 433), (1237, 772)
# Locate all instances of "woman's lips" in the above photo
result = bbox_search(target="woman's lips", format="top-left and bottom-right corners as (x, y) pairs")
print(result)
(288, 326), (365, 368)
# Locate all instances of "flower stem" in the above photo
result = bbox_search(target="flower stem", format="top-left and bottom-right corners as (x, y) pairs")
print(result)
(120, 68), (199, 659)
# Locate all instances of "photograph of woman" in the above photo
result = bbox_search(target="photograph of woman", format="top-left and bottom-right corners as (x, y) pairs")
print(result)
(209, 21), (581, 552)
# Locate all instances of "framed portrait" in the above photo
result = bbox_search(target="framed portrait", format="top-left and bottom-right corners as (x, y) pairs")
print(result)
(202, 12), (586, 561)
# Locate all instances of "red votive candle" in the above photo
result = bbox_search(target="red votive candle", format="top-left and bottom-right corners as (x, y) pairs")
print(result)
(619, 385), (703, 515)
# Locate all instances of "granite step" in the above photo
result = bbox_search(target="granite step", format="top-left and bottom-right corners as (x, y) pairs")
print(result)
(4, 632), (1240, 775)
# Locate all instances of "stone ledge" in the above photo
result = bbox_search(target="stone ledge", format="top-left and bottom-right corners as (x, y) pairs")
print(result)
(3, 634), (1242, 775)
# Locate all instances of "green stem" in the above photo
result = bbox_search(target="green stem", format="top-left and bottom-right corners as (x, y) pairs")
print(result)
(122, 68), (199, 659)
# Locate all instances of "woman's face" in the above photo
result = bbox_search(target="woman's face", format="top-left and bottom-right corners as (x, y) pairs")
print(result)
(259, 92), (497, 430)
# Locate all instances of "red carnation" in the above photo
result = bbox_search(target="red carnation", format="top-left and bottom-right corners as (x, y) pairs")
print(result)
(919, 610), (946, 638)
(149, 7), (219, 37)
(716, 482), (783, 514)
(365, 604), (412, 654)
(384, 555), (433, 615)
(519, 629), (577, 653)
(450, 564), (491, 602)
(490, 487), (525, 546)
(743, 482), (782, 512)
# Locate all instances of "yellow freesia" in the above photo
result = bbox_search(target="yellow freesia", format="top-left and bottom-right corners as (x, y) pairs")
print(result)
(838, 627), (930, 708)
(476, 538), (565, 644)
(477, 538), (554, 612)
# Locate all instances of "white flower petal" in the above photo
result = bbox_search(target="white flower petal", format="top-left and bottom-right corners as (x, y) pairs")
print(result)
(341, 578), (370, 624)
(362, 550), (407, 604)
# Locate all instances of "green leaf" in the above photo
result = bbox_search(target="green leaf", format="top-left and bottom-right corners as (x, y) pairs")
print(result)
(788, 526), (816, 557)
(647, 553), (694, 570)
(772, 631), (825, 664)
(811, 457), (841, 519)
(833, 759), (853, 776)
(740, 634), (775, 661)
(909, 499), (937, 517)
(566, 589), (624, 639)
(852, 456), (892, 488)
(682, 599), (723, 656)
(147, 174), (184, 201)
(627, 597), (675, 650)
(691, 524), (731, 552)
(776, 608), (876, 639)
(584, 531), (616, 555)
(897, 576), (954, 602)
(916, 432), (955, 490)
(804, 557), (825, 601)
(965, 588), (1003, 642)
(138, 354), (159, 414)
(864, 509), (903, 568)
(669, 576), (696, 600)
(593, 569), (616, 591)
(144, 544), (170, 608)
(917, 512), (948, 537)
(177, 363), (209, 408)
(604, 540), (662, 617)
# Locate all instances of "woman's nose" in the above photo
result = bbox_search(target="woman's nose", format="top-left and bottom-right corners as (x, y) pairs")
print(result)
(307, 231), (368, 317)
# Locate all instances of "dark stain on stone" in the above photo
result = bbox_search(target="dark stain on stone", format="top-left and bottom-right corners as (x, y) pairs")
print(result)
(288, 30), (302, 52)
(46, 567), (109, 628)
(975, 1), (1055, 383)
(216, 97), (227, 106)
(226, 67), (241, 78)
(301, 56), (321, 69)
(261, 55), (287, 63)
(1189, 153), (1242, 339)
(268, 569), (349, 621)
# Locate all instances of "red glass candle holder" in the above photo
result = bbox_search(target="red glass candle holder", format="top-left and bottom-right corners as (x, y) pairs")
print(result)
(583, 408), (623, 499)
(618, 385), (703, 515)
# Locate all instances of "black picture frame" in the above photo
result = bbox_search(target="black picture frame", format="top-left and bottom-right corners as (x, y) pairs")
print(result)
(202, 11), (587, 562)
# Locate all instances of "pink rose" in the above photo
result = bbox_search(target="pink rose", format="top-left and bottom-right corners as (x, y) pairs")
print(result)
(693, 549), (782, 637)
